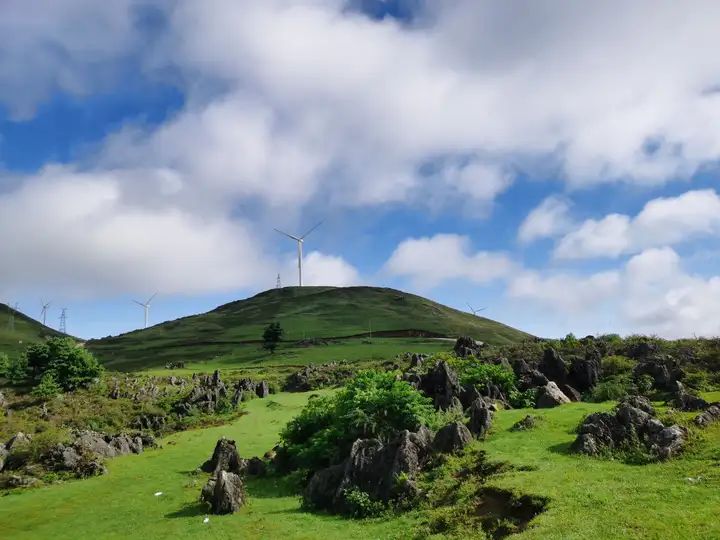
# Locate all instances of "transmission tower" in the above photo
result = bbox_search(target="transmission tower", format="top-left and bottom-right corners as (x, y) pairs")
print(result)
(276, 273), (282, 289)
(59, 308), (68, 334)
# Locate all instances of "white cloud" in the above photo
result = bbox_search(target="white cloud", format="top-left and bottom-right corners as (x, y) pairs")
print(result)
(288, 251), (360, 287)
(518, 195), (573, 243)
(385, 234), (515, 288)
(508, 270), (621, 312)
(554, 189), (720, 259)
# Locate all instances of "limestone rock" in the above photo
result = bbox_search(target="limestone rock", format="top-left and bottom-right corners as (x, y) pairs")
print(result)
(569, 355), (600, 391)
(539, 348), (567, 384)
(467, 399), (493, 438)
(246, 457), (266, 476)
(453, 336), (484, 358)
(201, 438), (247, 476)
(673, 381), (708, 412)
(433, 422), (473, 453)
(510, 415), (538, 431)
(694, 404), (720, 428)
(419, 361), (462, 410)
(200, 470), (245, 514)
(535, 382), (571, 408)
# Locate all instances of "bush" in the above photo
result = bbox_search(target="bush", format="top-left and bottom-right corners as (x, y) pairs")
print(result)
(601, 355), (635, 377)
(6, 354), (29, 384)
(342, 488), (386, 518)
(25, 338), (103, 391)
(683, 369), (715, 392)
(0, 352), (9, 376)
(281, 370), (435, 471)
(590, 376), (633, 402)
(32, 372), (63, 400)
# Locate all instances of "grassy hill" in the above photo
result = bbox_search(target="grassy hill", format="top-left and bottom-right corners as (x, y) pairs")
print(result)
(0, 303), (65, 358)
(88, 286), (532, 370)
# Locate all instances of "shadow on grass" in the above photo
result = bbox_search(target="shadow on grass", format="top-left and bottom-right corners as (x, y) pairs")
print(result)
(245, 476), (301, 499)
(547, 441), (574, 455)
(165, 502), (208, 519)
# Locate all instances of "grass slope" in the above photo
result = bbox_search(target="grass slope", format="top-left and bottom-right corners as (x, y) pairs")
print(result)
(0, 303), (65, 358)
(2, 392), (719, 539)
(88, 286), (531, 370)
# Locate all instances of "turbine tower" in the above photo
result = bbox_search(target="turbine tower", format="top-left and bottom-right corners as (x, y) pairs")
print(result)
(40, 300), (52, 326)
(274, 221), (323, 287)
(466, 303), (486, 316)
(133, 293), (157, 329)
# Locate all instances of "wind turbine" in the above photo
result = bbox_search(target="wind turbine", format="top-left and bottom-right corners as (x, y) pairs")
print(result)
(274, 221), (323, 287)
(466, 303), (487, 316)
(40, 300), (52, 326)
(133, 293), (157, 329)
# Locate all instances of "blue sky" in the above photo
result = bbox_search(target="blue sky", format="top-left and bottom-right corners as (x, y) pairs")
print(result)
(2, 0), (720, 340)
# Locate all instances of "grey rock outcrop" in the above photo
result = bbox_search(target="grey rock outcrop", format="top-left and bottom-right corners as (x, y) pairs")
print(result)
(568, 355), (600, 392)
(633, 358), (684, 391)
(559, 384), (582, 402)
(510, 415), (538, 431)
(201, 437), (247, 476)
(246, 457), (266, 476)
(539, 348), (568, 384)
(694, 404), (720, 428)
(467, 399), (493, 438)
(200, 470), (245, 514)
(535, 382), (571, 408)
(572, 397), (686, 460)
(419, 361), (462, 410)
(433, 422), (473, 453)
(672, 381), (708, 411)
(453, 336), (484, 358)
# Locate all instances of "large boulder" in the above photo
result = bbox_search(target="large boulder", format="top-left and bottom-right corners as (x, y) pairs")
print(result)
(572, 397), (686, 460)
(419, 361), (462, 410)
(539, 348), (568, 384)
(672, 381), (708, 411)
(200, 470), (245, 514)
(255, 381), (270, 398)
(513, 359), (549, 391)
(303, 427), (433, 514)
(568, 355), (600, 392)
(559, 384), (582, 402)
(44, 444), (81, 472)
(694, 404), (720, 428)
(535, 382), (571, 408)
(633, 358), (684, 391)
(201, 438), (247, 476)
(453, 336), (483, 358)
(176, 370), (229, 414)
(467, 399), (493, 438)
(433, 422), (473, 453)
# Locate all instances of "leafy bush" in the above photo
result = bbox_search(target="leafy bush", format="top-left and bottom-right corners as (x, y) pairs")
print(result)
(342, 488), (386, 518)
(32, 372), (63, 400)
(601, 355), (635, 377)
(281, 370), (434, 471)
(683, 369), (715, 392)
(6, 354), (29, 384)
(590, 376), (633, 402)
(508, 388), (536, 409)
(0, 352), (9, 376)
(25, 338), (103, 390)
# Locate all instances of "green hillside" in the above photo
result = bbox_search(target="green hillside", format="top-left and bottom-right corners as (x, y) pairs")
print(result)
(0, 303), (65, 357)
(88, 286), (532, 370)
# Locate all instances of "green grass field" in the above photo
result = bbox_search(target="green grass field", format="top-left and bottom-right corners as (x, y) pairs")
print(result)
(87, 286), (532, 370)
(2, 391), (719, 539)
(0, 303), (65, 358)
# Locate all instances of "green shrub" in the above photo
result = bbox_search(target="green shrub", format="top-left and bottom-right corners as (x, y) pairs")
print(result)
(342, 488), (385, 518)
(281, 370), (434, 471)
(0, 352), (9, 376)
(590, 376), (633, 402)
(24, 338), (103, 391)
(683, 369), (714, 392)
(6, 354), (29, 384)
(32, 372), (63, 400)
(601, 355), (634, 377)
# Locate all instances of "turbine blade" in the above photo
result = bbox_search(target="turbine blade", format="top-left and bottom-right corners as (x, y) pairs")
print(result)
(300, 220), (323, 239)
(133, 300), (145, 307)
(146, 292), (158, 305)
(274, 228), (301, 241)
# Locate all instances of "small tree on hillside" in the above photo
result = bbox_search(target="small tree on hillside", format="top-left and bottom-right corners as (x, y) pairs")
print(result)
(32, 372), (62, 400)
(25, 337), (103, 391)
(262, 322), (284, 354)
(0, 352), (9, 377)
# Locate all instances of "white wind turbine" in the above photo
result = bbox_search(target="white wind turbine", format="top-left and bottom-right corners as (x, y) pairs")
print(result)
(466, 303), (487, 316)
(133, 293), (157, 329)
(40, 300), (52, 326)
(274, 221), (323, 287)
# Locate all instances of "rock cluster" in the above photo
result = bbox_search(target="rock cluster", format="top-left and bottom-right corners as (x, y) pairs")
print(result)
(572, 396), (686, 460)
(199, 437), (269, 514)
(453, 336), (484, 358)
(672, 381), (708, 411)
(284, 362), (354, 391)
(694, 404), (720, 428)
(232, 379), (270, 404)
(535, 382), (571, 408)
(633, 357), (684, 391)
(418, 361), (462, 410)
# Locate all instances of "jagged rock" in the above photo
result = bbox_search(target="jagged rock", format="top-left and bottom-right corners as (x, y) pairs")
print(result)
(633, 358), (684, 391)
(409, 353), (425, 369)
(303, 427), (434, 514)
(255, 381), (270, 398)
(201, 438), (247, 476)
(73, 431), (115, 458)
(402, 372), (422, 389)
(433, 422), (473, 453)
(559, 384), (582, 402)
(246, 457), (266, 476)
(176, 371), (229, 414)
(419, 361), (462, 410)
(44, 444), (81, 471)
(535, 382), (571, 408)
(695, 404), (720, 428)
(284, 362), (355, 392)
(467, 399), (493, 438)
(0, 443), (7, 472)
(569, 355), (600, 391)
(513, 359), (549, 391)
(133, 414), (167, 432)
(539, 348), (567, 384)
(453, 336), (484, 358)
(572, 397), (686, 460)
(625, 340), (659, 359)
(7, 475), (40, 488)
(6, 432), (32, 451)
(510, 415), (537, 431)
(200, 470), (245, 514)
(673, 381), (708, 411)
(459, 383), (482, 409)
(620, 395), (655, 415)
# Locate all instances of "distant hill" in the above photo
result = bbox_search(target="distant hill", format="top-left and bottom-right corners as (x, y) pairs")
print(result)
(87, 286), (532, 368)
(0, 303), (66, 357)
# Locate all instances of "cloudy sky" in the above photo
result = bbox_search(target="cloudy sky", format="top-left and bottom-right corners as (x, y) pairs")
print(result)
(2, 0), (720, 339)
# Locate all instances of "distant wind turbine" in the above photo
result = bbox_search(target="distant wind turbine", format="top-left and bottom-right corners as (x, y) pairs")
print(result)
(40, 300), (52, 326)
(133, 293), (157, 329)
(466, 303), (487, 316)
(274, 221), (323, 287)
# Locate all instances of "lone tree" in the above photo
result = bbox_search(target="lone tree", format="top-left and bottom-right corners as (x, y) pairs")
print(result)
(262, 322), (284, 354)
(25, 337), (103, 391)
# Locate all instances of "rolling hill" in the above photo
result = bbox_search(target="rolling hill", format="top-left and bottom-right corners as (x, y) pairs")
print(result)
(87, 286), (532, 370)
(0, 303), (66, 357)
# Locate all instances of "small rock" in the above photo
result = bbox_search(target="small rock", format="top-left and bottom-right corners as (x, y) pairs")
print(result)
(535, 382), (571, 408)
(246, 457), (266, 476)
(510, 415), (538, 431)
(694, 404), (720, 428)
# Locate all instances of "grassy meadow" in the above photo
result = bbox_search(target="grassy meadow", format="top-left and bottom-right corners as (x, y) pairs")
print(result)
(2, 389), (719, 540)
